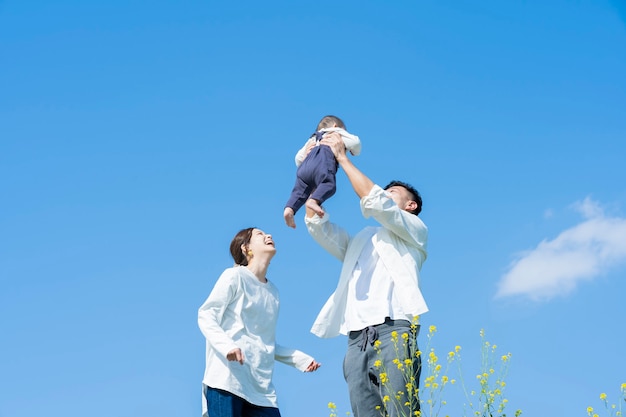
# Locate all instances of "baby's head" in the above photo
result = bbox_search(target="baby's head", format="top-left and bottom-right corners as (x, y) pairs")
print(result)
(316, 115), (346, 131)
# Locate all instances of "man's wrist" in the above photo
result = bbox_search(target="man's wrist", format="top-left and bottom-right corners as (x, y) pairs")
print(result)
(336, 153), (349, 165)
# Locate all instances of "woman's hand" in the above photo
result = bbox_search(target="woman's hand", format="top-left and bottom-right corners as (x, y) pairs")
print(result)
(304, 360), (321, 372)
(226, 348), (244, 364)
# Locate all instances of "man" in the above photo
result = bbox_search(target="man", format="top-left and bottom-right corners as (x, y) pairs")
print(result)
(305, 133), (429, 417)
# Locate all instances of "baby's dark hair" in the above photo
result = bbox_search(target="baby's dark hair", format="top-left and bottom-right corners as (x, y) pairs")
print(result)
(229, 227), (255, 266)
(384, 180), (423, 216)
(316, 115), (345, 131)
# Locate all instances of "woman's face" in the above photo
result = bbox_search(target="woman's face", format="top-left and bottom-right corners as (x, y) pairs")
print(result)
(246, 228), (276, 258)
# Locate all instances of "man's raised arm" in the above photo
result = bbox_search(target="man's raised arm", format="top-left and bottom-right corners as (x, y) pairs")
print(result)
(320, 132), (374, 199)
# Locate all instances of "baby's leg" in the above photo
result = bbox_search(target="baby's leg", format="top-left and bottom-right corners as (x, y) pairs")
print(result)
(283, 207), (296, 228)
(305, 198), (325, 218)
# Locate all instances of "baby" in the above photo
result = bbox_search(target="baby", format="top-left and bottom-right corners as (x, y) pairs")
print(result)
(283, 115), (361, 228)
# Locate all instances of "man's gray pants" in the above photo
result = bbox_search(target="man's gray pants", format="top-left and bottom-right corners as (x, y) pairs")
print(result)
(343, 318), (421, 417)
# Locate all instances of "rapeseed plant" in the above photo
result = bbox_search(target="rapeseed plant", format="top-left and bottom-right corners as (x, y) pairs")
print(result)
(586, 383), (626, 417)
(329, 319), (521, 417)
(328, 322), (621, 417)
(453, 329), (521, 417)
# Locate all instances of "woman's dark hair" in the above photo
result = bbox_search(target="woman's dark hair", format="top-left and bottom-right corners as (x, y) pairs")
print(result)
(229, 227), (255, 266)
(384, 180), (423, 216)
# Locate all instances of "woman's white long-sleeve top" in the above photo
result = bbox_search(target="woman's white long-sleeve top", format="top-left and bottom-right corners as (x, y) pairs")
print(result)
(198, 266), (313, 409)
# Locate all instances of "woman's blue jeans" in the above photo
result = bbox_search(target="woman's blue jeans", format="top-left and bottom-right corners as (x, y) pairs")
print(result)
(203, 385), (281, 417)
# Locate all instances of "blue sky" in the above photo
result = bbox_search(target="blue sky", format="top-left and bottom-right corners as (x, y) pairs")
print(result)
(1, 1), (625, 416)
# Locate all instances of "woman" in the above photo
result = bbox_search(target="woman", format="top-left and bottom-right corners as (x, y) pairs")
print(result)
(198, 227), (321, 417)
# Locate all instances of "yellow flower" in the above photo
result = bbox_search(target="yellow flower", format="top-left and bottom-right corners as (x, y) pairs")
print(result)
(402, 332), (409, 340)
(455, 345), (461, 352)
(380, 373), (388, 384)
(448, 351), (455, 359)
(600, 393), (607, 400)
(374, 359), (382, 368)
(391, 331), (398, 341)
(587, 406), (593, 414)
(442, 376), (449, 383)
(374, 340), (382, 348)
(451, 379), (457, 384)
(404, 359), (412, 366)
(383, 395), (390, 403)
(435, 364), (442, 372)
(621, 382), (626, 391)
(501, 355), (509, 362)
(429, 325), (437, 333)
(328, 402), (337, 409)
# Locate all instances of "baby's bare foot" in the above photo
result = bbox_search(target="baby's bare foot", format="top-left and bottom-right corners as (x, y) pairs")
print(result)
(305, 199), (325, 218)
(283, 207), (296, 228)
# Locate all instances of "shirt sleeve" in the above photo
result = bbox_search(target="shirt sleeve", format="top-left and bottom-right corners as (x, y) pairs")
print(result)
(274, 343), (315, 371)
(197, 268), (241, 357)
(342, 132), (361, 156)
(360, 185), (428, 250)
(305, 212), (352, 261)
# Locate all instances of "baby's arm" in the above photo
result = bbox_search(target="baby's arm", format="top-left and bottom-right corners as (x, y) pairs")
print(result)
(341, 132), (361, 156)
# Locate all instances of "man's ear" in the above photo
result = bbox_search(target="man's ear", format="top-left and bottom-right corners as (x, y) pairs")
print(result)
(406, 200), (418, 213)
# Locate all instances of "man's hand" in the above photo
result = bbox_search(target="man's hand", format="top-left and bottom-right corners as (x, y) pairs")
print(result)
(226, 348), (244, 364)
(304, 138), (317, 158)
(321, 132), (373, 198)
(320, 132), (347, 162)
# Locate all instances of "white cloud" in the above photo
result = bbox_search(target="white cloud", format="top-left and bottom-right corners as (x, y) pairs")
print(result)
(495, 197), (626, 301)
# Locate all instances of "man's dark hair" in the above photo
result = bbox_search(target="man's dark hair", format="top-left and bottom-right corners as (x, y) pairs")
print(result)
(384, 180), (422, 216)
